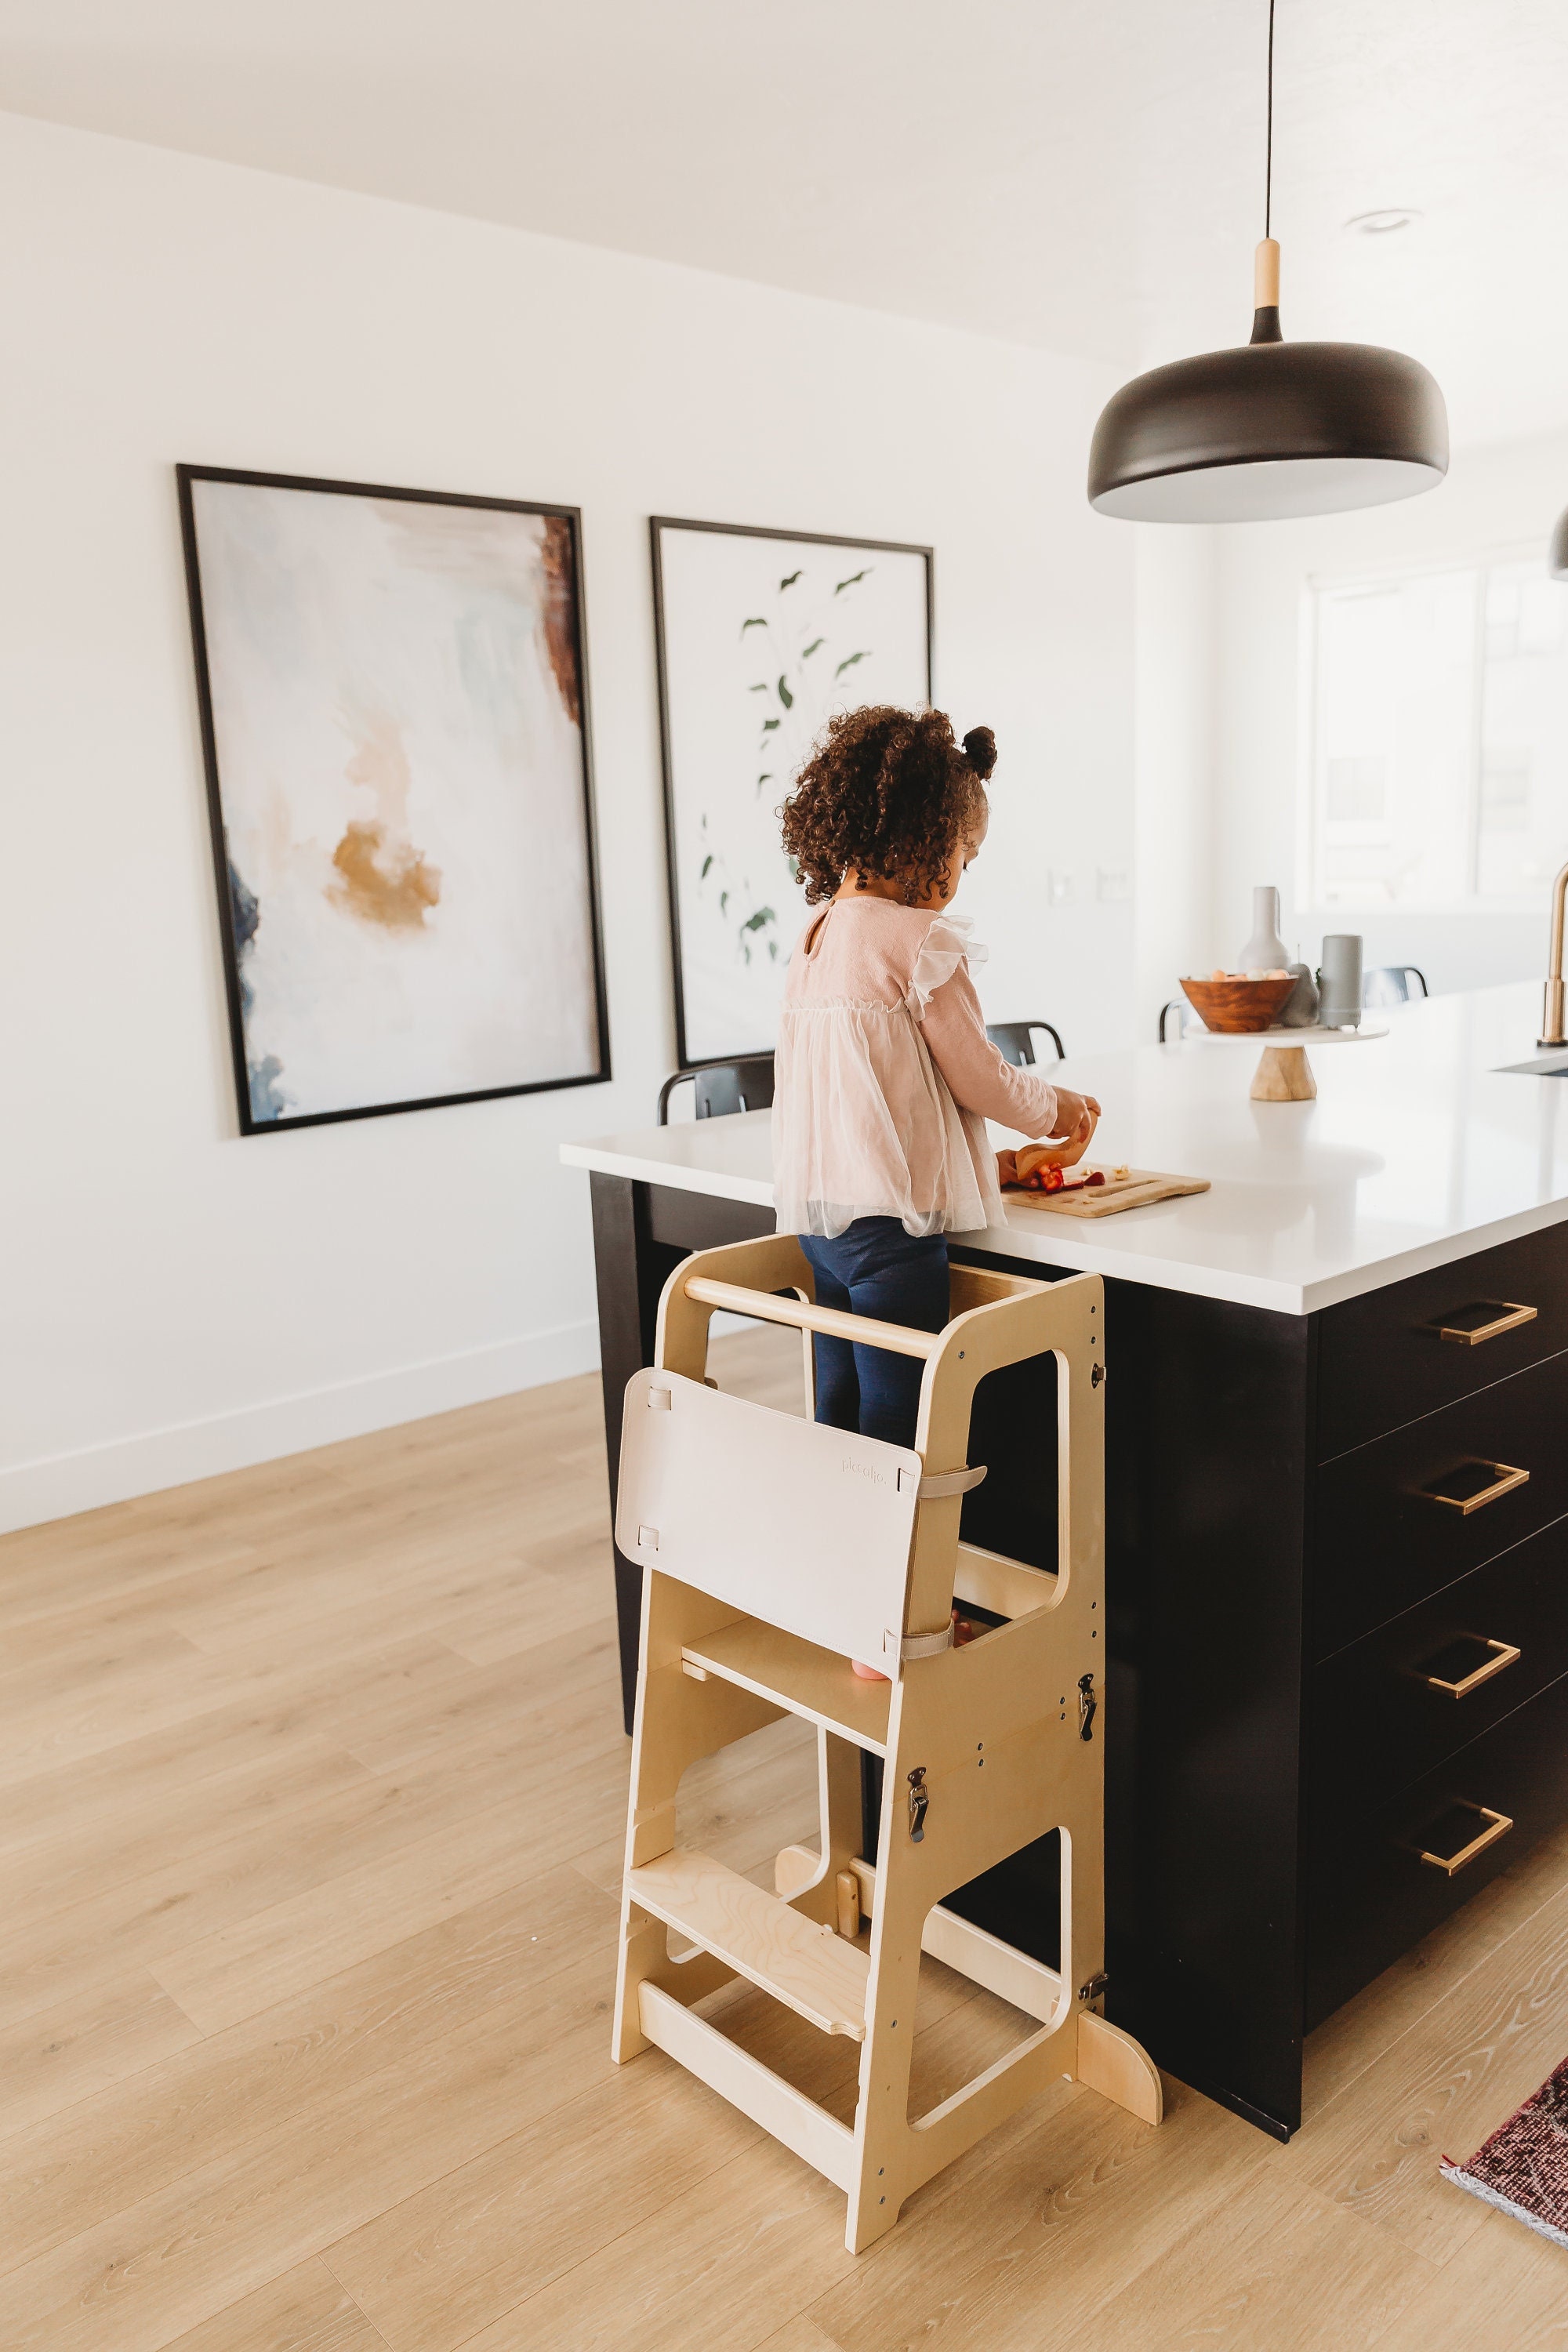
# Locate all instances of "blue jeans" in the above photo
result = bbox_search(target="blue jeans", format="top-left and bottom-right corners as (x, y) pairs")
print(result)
(800, 1219), (950, 1449)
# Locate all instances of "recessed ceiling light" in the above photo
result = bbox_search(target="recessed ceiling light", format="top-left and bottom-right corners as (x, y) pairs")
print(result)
(1347, 209), (1422, 235)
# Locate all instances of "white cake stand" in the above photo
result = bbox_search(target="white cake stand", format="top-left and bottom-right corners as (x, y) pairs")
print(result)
(1189, 1022), (1388, 1102)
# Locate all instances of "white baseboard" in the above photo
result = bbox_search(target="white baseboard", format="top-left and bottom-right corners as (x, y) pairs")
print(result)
(0, 1319), (601, 1536)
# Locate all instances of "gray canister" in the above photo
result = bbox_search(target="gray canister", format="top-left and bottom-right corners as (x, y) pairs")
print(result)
(1317, 935), (1363, 1029)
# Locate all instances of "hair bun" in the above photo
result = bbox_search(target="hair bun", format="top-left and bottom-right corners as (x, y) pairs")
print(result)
(962, 725), (997, 781)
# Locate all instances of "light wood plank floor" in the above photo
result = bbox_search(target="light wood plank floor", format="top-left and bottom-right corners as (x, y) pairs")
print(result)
(4, 1328), (1567, 2351)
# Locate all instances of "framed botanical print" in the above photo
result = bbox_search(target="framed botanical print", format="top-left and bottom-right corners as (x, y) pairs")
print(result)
(179, 465), (609, 1132)
(652, 517), (934, 1067)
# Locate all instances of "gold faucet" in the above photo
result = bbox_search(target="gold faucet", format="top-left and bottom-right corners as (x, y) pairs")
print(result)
(1543, 858), (1568, 1048)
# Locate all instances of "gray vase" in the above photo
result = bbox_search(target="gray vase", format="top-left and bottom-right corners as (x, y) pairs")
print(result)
(1237, 886), (1290, 974)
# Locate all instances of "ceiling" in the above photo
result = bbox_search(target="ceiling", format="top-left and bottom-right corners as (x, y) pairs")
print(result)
(5, 0), (1568, 447)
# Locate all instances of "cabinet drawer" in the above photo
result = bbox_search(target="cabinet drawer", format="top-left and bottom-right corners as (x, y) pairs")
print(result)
(1312, 1351), (1568, 1659)
(1310, 1516), (1568, 1810)
(1306, 1668), (1568, 2030)
(1317, 1223), (1568, 1462)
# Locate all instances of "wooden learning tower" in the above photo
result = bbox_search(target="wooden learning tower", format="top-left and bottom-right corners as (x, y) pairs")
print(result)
(611, 1235), (1162, 2253)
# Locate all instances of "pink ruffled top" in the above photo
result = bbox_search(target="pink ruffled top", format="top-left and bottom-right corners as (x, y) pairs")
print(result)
(772, 897), (1062, 1239)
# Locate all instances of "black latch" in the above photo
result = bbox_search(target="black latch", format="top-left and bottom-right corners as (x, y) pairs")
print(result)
(907, 1766), (929, 1842)
(1078, 1672), (1098, 1741)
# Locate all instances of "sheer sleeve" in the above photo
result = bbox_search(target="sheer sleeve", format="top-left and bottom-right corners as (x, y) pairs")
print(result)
(911, 918), (1061, 1138)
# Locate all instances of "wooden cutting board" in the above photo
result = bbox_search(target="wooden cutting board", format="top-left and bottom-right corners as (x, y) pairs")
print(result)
(1003, 1167), (1210, 1218)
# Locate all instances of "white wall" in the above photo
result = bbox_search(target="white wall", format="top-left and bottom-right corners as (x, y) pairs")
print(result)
(1132, 525), (1218, 1040)
(1211, 429), (1568, 985)
(0, 112), (1134, 1530)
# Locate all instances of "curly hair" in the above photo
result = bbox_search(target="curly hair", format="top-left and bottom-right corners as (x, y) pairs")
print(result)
(779, 706), (996, 906)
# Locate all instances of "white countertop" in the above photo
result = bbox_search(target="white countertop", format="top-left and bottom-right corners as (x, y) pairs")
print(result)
(562, 983), (1568, 1316)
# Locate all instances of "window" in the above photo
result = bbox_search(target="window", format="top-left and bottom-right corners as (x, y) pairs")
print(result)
(1308, 550), (1568, 909)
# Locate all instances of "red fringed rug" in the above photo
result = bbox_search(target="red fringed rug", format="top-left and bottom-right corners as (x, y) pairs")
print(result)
(1441, 2058), (1568, 2249)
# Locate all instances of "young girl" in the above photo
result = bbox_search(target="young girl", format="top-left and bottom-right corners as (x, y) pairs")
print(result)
(773, 704), (1100, 1468)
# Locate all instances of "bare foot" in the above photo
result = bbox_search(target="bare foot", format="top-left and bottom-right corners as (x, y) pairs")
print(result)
(851, 1658), (891, 1682)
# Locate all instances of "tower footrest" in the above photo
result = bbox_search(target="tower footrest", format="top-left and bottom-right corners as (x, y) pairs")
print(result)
(638, 1983), (858, 2190)
(627, 1849), (869, 2037)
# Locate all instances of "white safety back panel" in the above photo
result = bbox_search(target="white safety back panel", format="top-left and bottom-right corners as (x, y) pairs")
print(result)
(616, 1370), (922, 1671)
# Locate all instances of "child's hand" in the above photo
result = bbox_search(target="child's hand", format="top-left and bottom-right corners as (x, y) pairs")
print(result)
(1051, 1087), (1101, 1140)
(1043, 1089), (1101, 1167)
(998, 1092), (1102, 1189)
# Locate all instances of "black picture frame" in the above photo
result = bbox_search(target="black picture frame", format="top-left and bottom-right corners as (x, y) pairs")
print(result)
(650, 515), (935, 1072)
(178, 463), (612, 1135)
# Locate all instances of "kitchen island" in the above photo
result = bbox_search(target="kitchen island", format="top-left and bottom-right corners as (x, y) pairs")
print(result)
(562, 982), (1568, 2140)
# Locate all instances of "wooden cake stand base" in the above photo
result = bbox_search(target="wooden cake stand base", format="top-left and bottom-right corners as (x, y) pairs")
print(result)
(1252, 1044), (1319, 1102)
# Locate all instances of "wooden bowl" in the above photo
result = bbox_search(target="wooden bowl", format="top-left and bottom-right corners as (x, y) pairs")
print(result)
(1179, 974), (1296, 1034)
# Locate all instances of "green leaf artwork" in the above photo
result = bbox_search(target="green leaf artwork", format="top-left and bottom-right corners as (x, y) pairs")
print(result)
(720, 565), (887, 964)
(663, 522), (927, 1058)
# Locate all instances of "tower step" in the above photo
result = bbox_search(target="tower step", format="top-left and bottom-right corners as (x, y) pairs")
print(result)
(627, 1849), (869, 2037)
(680, 1617), (891, 1751)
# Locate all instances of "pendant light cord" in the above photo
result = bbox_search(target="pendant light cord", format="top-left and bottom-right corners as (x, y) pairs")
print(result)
(1250, 0), (1282, 337)
(1265, 0), (1276, 238)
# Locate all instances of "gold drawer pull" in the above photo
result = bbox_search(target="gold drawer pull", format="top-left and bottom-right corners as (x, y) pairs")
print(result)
(1435, 1301), (1537, 1346)
(1421, 1639), (1522, 1698)
(1421, 1461), (1530, 1515)
(1417, 1804), (1514, 1877)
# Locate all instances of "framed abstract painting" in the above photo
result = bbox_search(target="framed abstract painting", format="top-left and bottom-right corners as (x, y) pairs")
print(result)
(652, 517), (934, 1067)
(179, 465), (609, 1133)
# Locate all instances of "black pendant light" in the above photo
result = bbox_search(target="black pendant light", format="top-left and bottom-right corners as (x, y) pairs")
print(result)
(1087, 0), (1448, 523)
(1550, 507), (1568, 579)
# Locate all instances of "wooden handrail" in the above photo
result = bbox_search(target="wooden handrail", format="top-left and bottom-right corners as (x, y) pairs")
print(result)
(681, 1276), (940, 1359)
